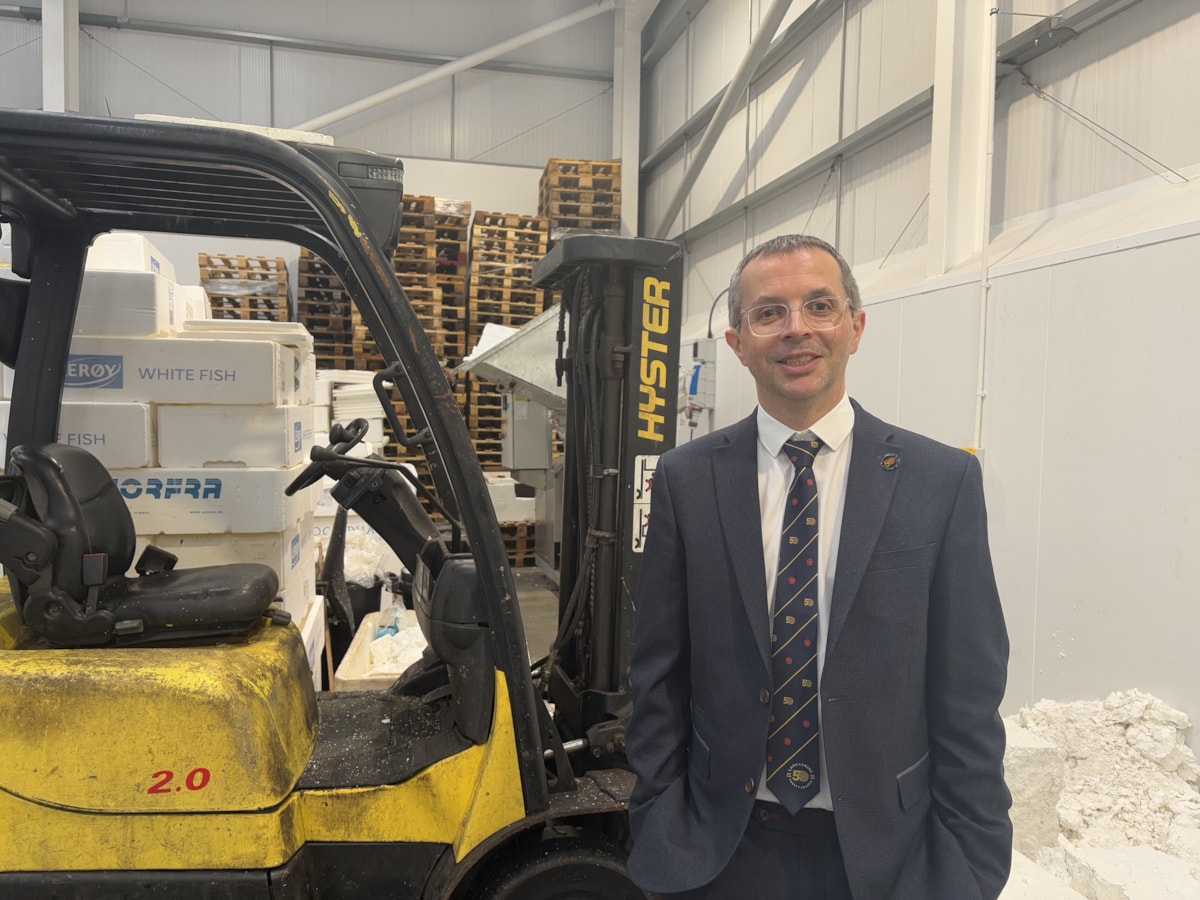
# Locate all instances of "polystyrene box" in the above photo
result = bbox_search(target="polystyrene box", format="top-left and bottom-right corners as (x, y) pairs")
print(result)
(176, 284), (211, 321)
(485, 472), (536, 522)
(73, 270), (178, 337)
(61, 336), (292, 405)
(85, 232), (178, 283)
(0, 401), (153, 468)
(332, 612), (395, 691)
(147, 511), (315, 596)
(177, 322), (315, 405)
(112, 463), (313, 534)
(157, 404), (315, 468)
(299, 593), (327, 692)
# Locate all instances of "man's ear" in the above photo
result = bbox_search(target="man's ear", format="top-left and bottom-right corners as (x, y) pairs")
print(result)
(725, 327), (746, 366)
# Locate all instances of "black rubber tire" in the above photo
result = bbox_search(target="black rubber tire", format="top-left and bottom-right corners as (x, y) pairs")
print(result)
(471, 837), (647, 900)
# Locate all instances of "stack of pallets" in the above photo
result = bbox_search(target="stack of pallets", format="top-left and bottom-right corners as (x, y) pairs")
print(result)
(537, 158), (622, 234)
(465, 210), (551, 470)
(198, 253), (290, 322)
(295, 249), (355, 370)
(376, 196), (471, 480)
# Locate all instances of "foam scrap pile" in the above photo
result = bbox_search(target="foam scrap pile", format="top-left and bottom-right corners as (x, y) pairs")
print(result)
(1009, 689), (1200, 898)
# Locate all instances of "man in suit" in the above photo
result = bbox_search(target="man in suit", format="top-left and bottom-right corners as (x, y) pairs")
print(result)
(626, 234), (1012, 899)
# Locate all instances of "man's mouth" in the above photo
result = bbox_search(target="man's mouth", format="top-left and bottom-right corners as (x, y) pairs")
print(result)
(777, 352), (821, 369)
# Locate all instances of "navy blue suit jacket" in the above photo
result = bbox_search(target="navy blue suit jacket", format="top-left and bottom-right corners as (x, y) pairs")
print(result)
(626, 402), (1012, 899)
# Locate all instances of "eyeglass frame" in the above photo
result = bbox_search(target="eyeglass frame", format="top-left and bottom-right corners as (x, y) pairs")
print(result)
(736, 296), (854, 336)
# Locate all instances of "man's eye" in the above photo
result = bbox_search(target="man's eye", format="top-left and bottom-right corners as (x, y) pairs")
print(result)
(753, 306), (782, 321)
(808, 299), (834, 313)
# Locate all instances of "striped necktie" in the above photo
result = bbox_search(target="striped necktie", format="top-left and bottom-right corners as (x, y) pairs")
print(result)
(766, 435), (823, 813)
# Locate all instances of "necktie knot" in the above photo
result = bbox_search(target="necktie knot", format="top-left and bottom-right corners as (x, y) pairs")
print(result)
(783, 436), (823, 474)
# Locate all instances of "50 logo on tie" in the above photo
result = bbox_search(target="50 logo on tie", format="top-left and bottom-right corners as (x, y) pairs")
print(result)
(787, 761), (816, 789)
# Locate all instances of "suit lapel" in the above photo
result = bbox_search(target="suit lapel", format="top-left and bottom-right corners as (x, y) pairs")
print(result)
(827, 402), (901, 658)
(713, 413), (771, 672)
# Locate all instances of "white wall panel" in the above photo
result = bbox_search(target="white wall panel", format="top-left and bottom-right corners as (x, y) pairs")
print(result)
(686, 103), (749, 224)
(684, 220), (757, 430)
(842, 0), (935, 132)
(749, 168), (839, 245)
(645, 30), (689, 150)
(273, 48), (452, 157)
(749, 13), (842, 190)
(77, 27), (270, 123)
(839, 114), (932, 266)
(845, 296), (901, 422)
(684, 220), (746, 332)
(891, 283), (978, 447)
(453, 70), (612, 166)
(690, 0), (749, 114)
(0, 21), (42, 110)
(982, 265), (1053, 714)
(94, 0), (614, 73)
(643, 143), (688, 239)
(993, 5), (1200, 228)
(980, 236), (1200, 734)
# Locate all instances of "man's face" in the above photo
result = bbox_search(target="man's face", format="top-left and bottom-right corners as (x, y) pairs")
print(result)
(725, 247), (866, 430)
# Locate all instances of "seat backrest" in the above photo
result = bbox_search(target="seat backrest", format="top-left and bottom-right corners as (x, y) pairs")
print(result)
(10, 443), (136, 600)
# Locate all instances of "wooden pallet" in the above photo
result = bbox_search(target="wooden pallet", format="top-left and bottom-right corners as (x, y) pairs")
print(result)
(547, 215), (622, 231)
(298, 312), (355, 334)
(298, 250), (336, 277)
(469, 285), (543, 307)
(297, 271), (344, 290)
(472, 211), (549, 231)
(542, 200), (620, 218)
(198, 253), (287, 274)
(499, 521), (537, 567)
(297, 296), (353, 319)
(403, 194), (437, 216)
(540, 158), (621, 179)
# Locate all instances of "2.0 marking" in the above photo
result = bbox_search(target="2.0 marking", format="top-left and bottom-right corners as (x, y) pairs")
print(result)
(147, 768), (212, 794)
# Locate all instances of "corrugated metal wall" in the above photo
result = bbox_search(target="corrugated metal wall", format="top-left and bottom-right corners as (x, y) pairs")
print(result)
(0, 1), (614, 167)
(993, 3), (1200, 227)
(0, 20), (44, 110)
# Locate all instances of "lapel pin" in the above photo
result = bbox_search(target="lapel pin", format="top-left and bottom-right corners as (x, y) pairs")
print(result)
(880, 452), (900, 471)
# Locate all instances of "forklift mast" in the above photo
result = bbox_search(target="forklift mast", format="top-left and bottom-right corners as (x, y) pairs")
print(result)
(531, 237), (683, 750)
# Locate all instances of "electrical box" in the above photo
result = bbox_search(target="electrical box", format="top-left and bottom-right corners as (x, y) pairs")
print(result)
(679, 337), (718, 439)
(501, 390), (553, 471)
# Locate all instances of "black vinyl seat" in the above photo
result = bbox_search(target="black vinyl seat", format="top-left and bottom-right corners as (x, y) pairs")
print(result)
(3, 444), (281, 647)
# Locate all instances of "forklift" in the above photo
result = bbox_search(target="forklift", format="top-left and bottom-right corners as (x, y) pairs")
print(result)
(0, 110), (682, 898)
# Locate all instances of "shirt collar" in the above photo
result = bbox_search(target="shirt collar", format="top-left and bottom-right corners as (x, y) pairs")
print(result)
(757, 394), (855, 458)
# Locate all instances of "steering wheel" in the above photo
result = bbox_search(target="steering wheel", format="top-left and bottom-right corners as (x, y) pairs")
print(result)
(283, 418), (371, 496)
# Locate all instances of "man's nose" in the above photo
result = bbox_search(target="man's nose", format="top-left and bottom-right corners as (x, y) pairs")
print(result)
(778, 305), (813, 336)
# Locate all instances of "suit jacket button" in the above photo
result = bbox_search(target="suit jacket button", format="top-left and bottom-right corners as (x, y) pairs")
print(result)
(745, 778), (755, 794)
(759, 689), (770, 704)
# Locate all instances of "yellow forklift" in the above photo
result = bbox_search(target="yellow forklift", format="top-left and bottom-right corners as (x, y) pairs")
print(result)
(0, 110), (682, 898)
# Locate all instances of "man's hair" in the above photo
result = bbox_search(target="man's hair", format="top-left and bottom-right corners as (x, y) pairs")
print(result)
(727, 234), (861, 329)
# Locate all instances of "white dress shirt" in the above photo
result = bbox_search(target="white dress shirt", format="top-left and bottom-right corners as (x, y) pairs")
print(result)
(754, 393), (856, 810)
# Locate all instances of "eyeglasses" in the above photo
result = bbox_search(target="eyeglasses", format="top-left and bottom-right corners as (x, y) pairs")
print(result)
(739, 297), (851, 335)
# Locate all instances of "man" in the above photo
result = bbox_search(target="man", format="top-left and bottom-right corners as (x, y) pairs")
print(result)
(626, 234), (1011, 899)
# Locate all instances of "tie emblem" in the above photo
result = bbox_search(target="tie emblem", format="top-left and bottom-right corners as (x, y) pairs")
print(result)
(766, 436), (823, 813)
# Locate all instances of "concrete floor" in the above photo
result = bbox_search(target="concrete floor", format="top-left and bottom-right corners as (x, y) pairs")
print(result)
(512, 567), (560, 660)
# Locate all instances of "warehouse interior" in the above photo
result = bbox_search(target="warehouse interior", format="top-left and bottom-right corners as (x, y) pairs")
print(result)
(2, 1), (1199, 897)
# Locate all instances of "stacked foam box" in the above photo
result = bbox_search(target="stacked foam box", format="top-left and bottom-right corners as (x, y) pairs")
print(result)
(1, 233), (323, 682)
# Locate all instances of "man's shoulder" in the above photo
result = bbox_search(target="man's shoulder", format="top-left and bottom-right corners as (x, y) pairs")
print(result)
(854, 403), (975, 471)
(661, 416), (753, 466)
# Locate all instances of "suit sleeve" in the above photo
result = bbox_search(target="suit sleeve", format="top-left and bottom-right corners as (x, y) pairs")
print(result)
(626, 453), (693, 834)
(927, 454), (1013, 900)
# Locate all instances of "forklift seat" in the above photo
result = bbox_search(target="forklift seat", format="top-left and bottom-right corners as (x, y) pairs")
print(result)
(4, 444), (281, 647)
